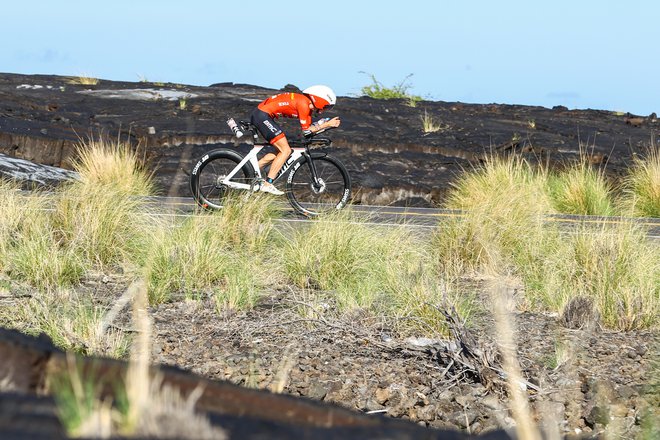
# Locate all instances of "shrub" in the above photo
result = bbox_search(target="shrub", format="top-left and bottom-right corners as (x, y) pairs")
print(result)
(360, 72), (421, 104)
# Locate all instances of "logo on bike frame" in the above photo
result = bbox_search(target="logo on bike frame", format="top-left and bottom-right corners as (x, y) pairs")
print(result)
(275, 149), (304, 180)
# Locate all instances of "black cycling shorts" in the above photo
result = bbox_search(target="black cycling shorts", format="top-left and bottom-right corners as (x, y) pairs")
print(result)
(250, 109), (285, 144)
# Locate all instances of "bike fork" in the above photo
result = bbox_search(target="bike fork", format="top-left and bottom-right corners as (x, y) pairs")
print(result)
(303, 153), (323, 190)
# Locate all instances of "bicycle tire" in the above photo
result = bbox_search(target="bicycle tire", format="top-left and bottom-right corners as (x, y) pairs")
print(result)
(190, 149), (255, 209)
(285, 153), (351, 217)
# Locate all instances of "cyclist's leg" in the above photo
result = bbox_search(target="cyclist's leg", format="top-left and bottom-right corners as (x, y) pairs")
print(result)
(258, 152), (276, 170)
(266, 137), (292, 180)
(251, 109), (288, 176)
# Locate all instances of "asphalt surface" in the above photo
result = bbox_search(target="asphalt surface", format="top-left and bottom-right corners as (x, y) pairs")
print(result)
(148, 196), (660, 239)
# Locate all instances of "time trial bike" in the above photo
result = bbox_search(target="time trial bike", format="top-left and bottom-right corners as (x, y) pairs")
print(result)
(190, 119), (351, 217)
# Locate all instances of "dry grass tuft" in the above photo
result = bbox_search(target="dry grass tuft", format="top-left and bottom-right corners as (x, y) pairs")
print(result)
(435, 154), (550, 276)
(421, 109), (446, 133)
(621, 144), (660, 218)
(68, 74), (100, 85)
(72, 135), (156, 196)
(547, 159), (615, 216)
(489, 279), (542, 440)
(436, 153), (659, 330)
(146, 192), (277, 307)
(50, 281), (225, 439)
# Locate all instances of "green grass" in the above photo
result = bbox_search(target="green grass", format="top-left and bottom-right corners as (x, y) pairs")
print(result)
(0, 179), (44, 272)
(3, 135), (657, 371)
(282, 211), (419, 310)
(1, 181), (149, 289)
(53, 183), (152, 269)
(145, 215), (255, 305)
(4, 135), (160, 276)
(0, 181), (87, 289)
(50, 361), (113, 436)
(7, 225), (87, 290)
(1, 290), (128, 356)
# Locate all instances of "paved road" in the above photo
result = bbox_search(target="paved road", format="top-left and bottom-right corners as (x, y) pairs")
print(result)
(148, 196), (660, 239)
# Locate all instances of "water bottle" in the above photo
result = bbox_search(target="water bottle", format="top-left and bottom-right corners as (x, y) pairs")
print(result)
(226, 118), (244, 138)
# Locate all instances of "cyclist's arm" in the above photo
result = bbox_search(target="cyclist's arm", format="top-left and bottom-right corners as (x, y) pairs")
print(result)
(303, 117), (341, 136)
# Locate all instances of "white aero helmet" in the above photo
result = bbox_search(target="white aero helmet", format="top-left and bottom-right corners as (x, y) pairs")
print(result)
(302, 85), (336, 111)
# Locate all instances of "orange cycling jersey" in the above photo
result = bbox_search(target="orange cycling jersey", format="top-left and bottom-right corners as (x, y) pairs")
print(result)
(257, 93), (313, 130)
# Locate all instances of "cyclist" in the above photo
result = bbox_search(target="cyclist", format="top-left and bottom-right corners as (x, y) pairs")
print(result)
(250, 85), (341, 195)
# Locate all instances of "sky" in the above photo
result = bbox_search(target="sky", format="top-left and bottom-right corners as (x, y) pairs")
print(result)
(3, 0), (659, 115)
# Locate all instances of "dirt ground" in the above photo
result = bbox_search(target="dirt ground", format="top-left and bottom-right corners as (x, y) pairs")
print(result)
(100, 275), (658, 439)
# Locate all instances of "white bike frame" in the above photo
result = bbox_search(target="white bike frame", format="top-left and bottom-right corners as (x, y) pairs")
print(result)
(221, 144), (306, 191)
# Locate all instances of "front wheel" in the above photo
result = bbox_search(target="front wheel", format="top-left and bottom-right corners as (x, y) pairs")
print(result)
(286, 154), (351, 217)
(190, 149), (255, 209)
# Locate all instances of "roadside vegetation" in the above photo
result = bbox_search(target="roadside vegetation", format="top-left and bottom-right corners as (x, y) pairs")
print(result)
(146, 192), (278, 309)
(1, 141), (658, 358)
(621, 145), (660, 217)
(0, 136), (155, 356)
(547, 159), (615, 216)
(435, 152), (659, 331)
(0, 136), (658, 438)
(436, 154), (551, 278)
(282, 210), (474, 334)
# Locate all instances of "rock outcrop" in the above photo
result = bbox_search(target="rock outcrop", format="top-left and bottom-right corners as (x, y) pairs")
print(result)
(0, 153), (78, 187)
(0, 328), (510, 439)
(1, 72), (658, 206)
